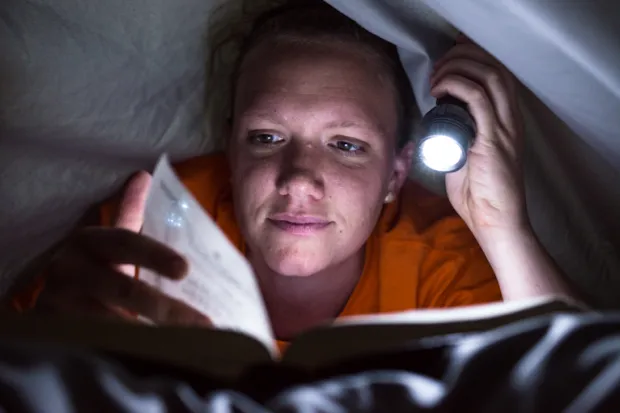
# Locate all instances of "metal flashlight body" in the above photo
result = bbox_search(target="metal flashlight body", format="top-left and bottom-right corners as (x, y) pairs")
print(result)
(417, 95), (476, 173)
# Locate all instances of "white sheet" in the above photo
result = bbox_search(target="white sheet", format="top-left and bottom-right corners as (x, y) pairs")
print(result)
(326, 0), (620, 307)
(1, 0), (619, 306)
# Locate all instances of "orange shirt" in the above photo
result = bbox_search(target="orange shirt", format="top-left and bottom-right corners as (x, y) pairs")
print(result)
(11, 153), (502, 345)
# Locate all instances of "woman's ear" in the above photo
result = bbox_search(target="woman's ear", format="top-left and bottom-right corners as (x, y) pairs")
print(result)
(386, 141), (415, 198)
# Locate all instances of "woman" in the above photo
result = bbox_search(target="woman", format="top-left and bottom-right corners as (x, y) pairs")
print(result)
(10, 2), (575, 341)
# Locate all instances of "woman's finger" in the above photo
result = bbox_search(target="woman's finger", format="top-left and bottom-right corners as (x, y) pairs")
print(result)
(435, 44), (500, 71)
(434, 43), (518, 101)
(113, 171), (152, 277)
(53, 251), (210, 327)
(455, 33), (472, 44)
(431, 74), (496, 148)
(114, 171), (151, 232)
(38, 287), (148, 324)
(70, 227), (188, 280)
(37, 287), (118, 320)
(431, 58), (516, 132)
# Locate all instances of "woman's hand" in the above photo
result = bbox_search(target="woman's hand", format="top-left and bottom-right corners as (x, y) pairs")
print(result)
(430, 36), (527, 238)
(37, 172), (212, 326)
(430, 37), (580, 302)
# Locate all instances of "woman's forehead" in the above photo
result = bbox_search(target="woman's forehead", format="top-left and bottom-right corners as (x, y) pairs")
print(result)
(237, 96), (393, 143)
(238, 41), (387, 91)
(235, 42), (398, 136)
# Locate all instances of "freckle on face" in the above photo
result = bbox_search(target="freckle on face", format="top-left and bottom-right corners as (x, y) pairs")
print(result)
(229, 41), (399, 277)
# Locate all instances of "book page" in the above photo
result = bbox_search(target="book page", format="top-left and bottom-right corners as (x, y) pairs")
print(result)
(284, 297), (580, 370)
(140, 155), (277, 357)
(333, 295), (568, 326)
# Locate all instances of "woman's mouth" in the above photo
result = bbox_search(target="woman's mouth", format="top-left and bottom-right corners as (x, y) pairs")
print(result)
(268, 214), (332, 235)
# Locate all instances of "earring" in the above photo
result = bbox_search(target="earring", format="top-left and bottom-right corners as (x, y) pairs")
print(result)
(384, 192), (395, 204)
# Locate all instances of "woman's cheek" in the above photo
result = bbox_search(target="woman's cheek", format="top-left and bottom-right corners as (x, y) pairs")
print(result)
(237, 160), (278, 206)
(330, 160), (385, 199)
(327, 163), (386, 223)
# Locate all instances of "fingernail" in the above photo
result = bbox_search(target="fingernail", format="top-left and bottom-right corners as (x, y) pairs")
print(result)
(433, 60), (446, 73)
(456, 33), (472, 44)
(171, 256), (189, 278)
(200, 316), (213, 327)
(185, 314), (213, 327)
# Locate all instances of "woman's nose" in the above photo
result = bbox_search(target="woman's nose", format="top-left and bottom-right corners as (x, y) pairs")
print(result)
(277, 144), (325, 201)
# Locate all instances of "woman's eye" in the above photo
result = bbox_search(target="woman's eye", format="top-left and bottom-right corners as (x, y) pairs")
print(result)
(250, 133), (284, 145)
(333, 140), (364, 153)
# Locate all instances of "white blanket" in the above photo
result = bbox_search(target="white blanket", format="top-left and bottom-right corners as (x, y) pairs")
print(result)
(1, 0), (618, 306)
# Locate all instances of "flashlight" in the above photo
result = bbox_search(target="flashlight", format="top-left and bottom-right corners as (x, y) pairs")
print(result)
(418, 96), (476, 173)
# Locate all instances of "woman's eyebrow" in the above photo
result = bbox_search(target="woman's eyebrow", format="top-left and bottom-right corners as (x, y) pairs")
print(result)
(242, 111), (389, 138)
(324, 120), (362, 129)
(241, 111), (286, 125)
(324, 120), (389, 139)
(324, 120), (374, 130)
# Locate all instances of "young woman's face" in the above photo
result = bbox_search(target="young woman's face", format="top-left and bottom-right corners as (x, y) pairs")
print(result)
(229, 41), (410, 277)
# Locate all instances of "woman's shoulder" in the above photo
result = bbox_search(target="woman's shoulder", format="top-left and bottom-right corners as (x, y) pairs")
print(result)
(171, 152), (231, 213)
(380, 179), (479, 252)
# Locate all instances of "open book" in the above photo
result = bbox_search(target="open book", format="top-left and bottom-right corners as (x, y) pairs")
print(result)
(0, 156), (582, 381)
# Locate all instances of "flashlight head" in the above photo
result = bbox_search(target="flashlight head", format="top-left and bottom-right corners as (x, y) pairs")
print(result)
(418, 97), (476, 172)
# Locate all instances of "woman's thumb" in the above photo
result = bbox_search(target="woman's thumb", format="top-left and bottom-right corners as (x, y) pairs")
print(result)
(113, 171), (152, 232)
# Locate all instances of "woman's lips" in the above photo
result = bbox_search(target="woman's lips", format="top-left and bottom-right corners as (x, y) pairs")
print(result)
(268, 214), (332, 235)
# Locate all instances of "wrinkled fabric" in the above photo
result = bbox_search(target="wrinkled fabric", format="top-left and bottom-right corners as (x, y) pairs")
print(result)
(1, 313), (620, 412)
(1, 0), (619, 306)
(324, 0), (620, 307)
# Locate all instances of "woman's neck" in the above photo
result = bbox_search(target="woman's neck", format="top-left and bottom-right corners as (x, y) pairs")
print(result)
(248, 247), (366, 341)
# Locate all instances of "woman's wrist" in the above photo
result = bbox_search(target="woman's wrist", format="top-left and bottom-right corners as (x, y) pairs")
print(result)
(471, 220), (532, 244)
(472, 222), (577, 302)
(473, 223), (538, 284)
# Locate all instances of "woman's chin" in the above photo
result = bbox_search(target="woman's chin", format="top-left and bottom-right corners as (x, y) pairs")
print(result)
(266, 252), (329, 277)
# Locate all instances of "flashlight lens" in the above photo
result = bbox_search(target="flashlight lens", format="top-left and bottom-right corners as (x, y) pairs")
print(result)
(420, 135), (465, 172)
